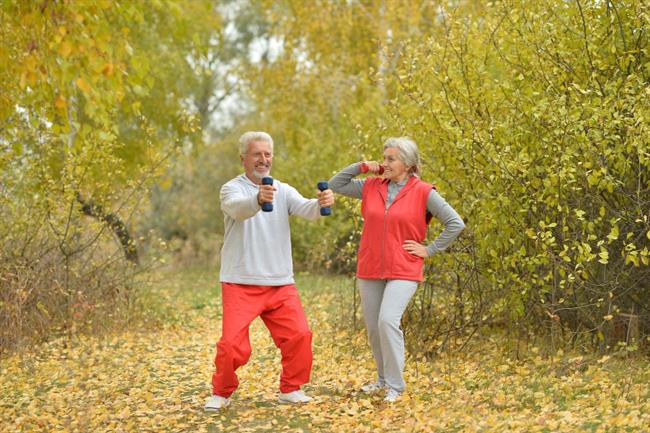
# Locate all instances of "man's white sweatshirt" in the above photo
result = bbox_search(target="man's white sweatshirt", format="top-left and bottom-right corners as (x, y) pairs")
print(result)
(219, 174), (321, 285)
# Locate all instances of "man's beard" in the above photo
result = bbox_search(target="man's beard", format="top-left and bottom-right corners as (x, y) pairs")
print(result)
(252, 167), (270, 179)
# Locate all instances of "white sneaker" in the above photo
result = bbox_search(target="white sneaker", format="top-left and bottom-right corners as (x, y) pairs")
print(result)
(360, 381), (385, 393)
(384, 388), (401, 402)
(278, 389), (312, 404)
(204, 395), (230, 411)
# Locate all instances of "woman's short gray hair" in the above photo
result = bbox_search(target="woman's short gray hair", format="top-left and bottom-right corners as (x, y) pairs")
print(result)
(383, 137), (421, 175)
(239, 131), (274, 155)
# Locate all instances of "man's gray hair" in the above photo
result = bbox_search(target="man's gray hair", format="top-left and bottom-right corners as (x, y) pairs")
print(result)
(239, 131), (274, 155)
(383, 137), (421, 175)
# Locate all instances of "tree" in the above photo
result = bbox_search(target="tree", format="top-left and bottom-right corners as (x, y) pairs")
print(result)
(0, 0), (221, 351)
(219, 0), (649, 353)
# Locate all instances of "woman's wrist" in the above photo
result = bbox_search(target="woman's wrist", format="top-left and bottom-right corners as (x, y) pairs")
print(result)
(359, 161), (370, 173)
(359, 161), (384, 174)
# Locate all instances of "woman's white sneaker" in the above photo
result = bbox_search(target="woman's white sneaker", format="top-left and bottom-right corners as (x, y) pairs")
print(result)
(360, 381), (385, 393)
(384, 388), (401, 402)
(204, 395), (230, 411)
(278, 389), (312, 404)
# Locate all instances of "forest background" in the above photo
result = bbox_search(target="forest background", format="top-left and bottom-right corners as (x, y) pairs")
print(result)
(1, 0), (649, 360)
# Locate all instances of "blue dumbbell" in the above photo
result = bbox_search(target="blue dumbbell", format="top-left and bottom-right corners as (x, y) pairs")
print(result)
(317, 180), (331, 216)
(261, 176), (273, 212)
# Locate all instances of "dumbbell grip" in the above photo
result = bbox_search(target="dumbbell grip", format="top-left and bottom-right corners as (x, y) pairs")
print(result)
(261, 176), (273, 212)
(360, 162), (384, 175)
(317, 181), (331, 216)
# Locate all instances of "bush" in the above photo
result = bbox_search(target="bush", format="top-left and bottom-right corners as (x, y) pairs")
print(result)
(244, 0), (649, 353)
(391, 0), (649, 352)
(0, 203), (140, 354)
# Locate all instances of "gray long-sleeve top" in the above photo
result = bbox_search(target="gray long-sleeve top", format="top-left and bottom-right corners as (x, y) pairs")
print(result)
(329, 163), (465, 256)
(219, 174), (321, 285)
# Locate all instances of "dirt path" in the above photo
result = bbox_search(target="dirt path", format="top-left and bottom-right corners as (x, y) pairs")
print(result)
(2, 272), (649, 432)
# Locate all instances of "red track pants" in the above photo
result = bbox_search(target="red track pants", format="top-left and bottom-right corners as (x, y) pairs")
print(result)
(211, 282), (313, 397)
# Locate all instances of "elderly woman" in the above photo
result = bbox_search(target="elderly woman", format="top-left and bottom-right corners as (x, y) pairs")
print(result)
(329, 137), (464, 402)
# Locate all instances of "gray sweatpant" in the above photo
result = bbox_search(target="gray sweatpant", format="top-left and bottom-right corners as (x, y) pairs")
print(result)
(358, 278), (418, 392)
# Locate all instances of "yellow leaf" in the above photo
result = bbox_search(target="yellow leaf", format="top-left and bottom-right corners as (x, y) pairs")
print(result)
(54, 95), (66, 109)
(76, 77), (91, 93)
(24, 55), (37, 71)
(604, 314), (613, 321)
(625, 254), (640, 267)
(58, 41), (72, 58)
(102, 62), (114, 77)
(607, 225), (619, 242)
(598, 248), (609, 264)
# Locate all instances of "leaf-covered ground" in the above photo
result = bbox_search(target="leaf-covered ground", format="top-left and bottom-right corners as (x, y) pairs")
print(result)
(2, 269), (649, 433)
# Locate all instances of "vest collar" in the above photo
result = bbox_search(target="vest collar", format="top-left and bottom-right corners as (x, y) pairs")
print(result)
(377, 175), (419, 204)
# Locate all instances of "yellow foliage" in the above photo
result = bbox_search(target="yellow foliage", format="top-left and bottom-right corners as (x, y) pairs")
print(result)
(57, 41), (73, 58)
(54, 95), (67, 109)
(75, 77), (91, 93)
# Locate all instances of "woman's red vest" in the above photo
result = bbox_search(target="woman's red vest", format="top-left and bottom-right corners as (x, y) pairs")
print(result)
(357, 176), (433, 282)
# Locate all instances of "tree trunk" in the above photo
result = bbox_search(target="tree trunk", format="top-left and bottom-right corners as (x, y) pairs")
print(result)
(76, 193), (139, 265)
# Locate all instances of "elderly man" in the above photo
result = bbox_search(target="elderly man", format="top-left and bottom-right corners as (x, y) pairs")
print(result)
(205, 131), (334, 410)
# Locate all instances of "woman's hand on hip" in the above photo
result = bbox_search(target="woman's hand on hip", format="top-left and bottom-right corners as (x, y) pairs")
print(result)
(403, 240), (428, 258)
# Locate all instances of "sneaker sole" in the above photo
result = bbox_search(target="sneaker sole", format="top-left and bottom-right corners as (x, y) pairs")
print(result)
(278, 398), (311, 404)
(205, 403), (230, 411)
